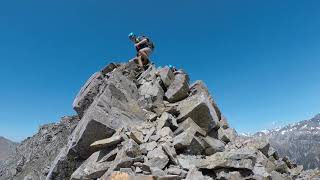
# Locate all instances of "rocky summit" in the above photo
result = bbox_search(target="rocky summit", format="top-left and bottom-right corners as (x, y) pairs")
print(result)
(1, 60), (320, 180)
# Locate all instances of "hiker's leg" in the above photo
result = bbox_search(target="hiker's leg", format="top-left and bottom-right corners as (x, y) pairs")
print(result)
(139, 48), (152, 65)
(137, 56), (144, 67)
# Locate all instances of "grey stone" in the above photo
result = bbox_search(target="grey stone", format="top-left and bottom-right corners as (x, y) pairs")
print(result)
(137, 64), (158, 84)
(71, 119), (116, 159)
(216, 171), (242, 180)
(70, 150), (113, 180)
(174, 117), (206, 136)
(157, 112), (179, 131)
(199, 148), (258, 171)
(176, 93), (219, 133)
(173, 128), (205, 154)
(202, 136), (225, 155)
(165, 73), (189, 103)
(135, 167), (143, 173)
(145, 111), (158, 122)
(158, 127), (174, 138)
(167, 166), (182, 175)
(144, 127), (156, 143)
(185, 167), (212, 180)
(159, 66), (175, 88)
(219, 115), (229, 129)
(218, 128), (237, 143)
(274, 160), (289, 174)
(271, 171), (286, 180)
(150, 167), (166, 176)
(120, 168), (135, 175)
(130, 131), (144, 145)
(177, 155), (202, 170)
(72, 72), (104, 118)
(140, 141), (157, 154)
(162, 143), (178, 165)
(89, 135), (123, 150)
(101, 62), (118, 75)
(139, 79), (165, 107)
(253, 163), (271, 179)
(123, 139), (142, 158)
(189, 80), (222, 121)
(146, 147), (169, 169)
(173, 128), (196, 151)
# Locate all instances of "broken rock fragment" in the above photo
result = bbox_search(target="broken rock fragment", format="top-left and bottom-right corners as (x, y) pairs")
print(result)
(159, 66), (175, 88)
(177, 93), (219, 133)
(165, 73), (189, 103)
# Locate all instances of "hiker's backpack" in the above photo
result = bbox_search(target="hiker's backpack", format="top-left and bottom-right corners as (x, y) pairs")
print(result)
(138, 36), (155, 50)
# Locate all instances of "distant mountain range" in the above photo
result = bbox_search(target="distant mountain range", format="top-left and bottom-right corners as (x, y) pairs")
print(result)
(0, 137), (17, 162)
(253, 114), (320, 170)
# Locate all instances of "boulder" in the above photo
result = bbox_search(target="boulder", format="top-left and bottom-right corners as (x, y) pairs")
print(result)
(146, 147), (169, 170)
(140, 141), (158, 154)
(165, 73), (189, 103)
(123, 139), (142, 158)
(150, 167), (166, 176)
(274, 160), (289, 174)
(218, 128), (237, 143)
(162, 143), (178, 165)
(158, 127), (174, 138)
(72, 72), (104, 117)
(185, 167), (212, 180)
(137, 64), (158, 84)
(173, 128), (196, 151)
(219, 115), (229, 129)
(215, 171), (242, 180)
(174, 118), (206, 136)
(70, 119), (116, 159)
(139, 79), (165, 107)
(166, 166), (182, 176)
(101, 62), (118, 75)
(199, 148), (258, 171)
(189, 80), (222, 121)
(156, 112), (178, 131)
(202, 136), (225, 155)
(177, 155), (202, 170)
(70, 149), (114, 179)
(130, 131), (144, 145)
(144, 127), (156, 143)
(158, 66), (175, 88)
(253, 164), (271, 179)
(176, 93), (219, 133)
(90, 135), (123, 150)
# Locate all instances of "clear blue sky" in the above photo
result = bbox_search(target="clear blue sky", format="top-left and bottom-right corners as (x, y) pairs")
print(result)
(1, 0), (320, 142)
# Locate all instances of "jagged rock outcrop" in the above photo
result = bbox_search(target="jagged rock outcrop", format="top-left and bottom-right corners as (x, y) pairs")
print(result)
(0, 116), (79, 180)
(2, 60), (319, 180)
(253, 114), (320, 170)
(46, 61), (320, 179)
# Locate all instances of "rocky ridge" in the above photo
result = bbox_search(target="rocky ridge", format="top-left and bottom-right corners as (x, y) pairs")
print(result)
(46, 60), (320, 180)
(0, 116), (79, 180)
(0, 136), (17, 162)
(1, 60), (320, 180)
(253, 114), (320, 170)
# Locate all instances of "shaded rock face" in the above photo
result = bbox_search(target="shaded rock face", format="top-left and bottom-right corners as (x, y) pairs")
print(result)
(253, 114), (320, 170)
(0, 137), (17, 163)
(2, 61), (319, 180)
(0, 116), (79, 180)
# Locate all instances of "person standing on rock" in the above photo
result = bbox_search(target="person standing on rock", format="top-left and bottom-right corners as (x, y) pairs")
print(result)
(128, 32), (154, 69)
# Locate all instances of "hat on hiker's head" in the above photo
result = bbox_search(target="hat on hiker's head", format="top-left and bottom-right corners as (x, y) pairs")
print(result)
(168, 65), (173, 69)
(128, 32), (135, 39)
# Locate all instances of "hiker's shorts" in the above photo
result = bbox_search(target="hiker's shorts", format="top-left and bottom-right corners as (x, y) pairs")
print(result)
(139, 47), (152, 57)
